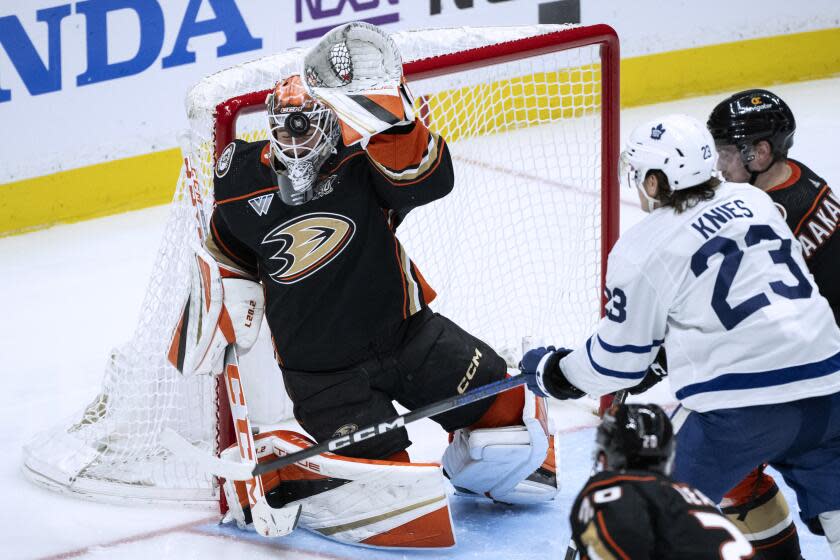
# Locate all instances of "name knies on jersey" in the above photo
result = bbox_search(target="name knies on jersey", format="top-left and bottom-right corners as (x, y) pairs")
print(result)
(690, 199), (755, 240)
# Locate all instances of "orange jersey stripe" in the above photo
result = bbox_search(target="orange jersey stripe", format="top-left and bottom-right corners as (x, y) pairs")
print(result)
(794, 185), (830, 235)
(767, 161), (802, 193)
(597, 510), (632, 560)
(216, 185), (278, 205)
(582, 475), (657, 495)
(411, 262), (437, 305)
(371, 136), (447, 187)
(366, 121), (431, 171)
(210, 217), (254, 272)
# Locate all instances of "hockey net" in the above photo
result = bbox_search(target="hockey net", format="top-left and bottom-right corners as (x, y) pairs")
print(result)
(22, 24), (619, 507)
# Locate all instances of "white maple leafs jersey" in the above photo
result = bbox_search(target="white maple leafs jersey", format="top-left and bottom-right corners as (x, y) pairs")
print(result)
(562, 181), (840, 412)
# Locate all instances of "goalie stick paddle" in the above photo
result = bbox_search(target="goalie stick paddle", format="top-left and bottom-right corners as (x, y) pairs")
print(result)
(563, 389), (629, 560)
(164, 373), (528, 480)
(252, 373), (529, 477)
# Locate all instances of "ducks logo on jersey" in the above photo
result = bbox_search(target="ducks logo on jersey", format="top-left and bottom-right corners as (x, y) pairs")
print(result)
(262, 213), (355, 284)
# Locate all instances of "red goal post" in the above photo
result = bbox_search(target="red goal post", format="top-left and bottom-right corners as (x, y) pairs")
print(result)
(23, 24), (620, 509)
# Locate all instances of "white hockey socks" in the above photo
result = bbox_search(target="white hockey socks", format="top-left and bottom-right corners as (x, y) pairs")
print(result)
(442, 388), (558, 504)
(221, 429), (455, 548)
(821, 510), (840, 559)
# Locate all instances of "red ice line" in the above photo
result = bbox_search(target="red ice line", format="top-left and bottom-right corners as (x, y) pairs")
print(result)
(35, 516), (340, 560)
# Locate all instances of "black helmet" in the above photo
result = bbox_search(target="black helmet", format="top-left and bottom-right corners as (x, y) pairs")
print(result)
(707, 89), (795, 161)
(595, 403), (675, 474)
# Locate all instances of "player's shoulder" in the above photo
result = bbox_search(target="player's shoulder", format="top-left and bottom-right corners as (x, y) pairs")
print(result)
(213, 139), (276, 203)
(608, 209), (675, 270)
(580, 470), (715, 508)
(320, 142), (366, 176)
(788, 158), (828, 190)
(717, 180), (778, 212)
(619, 182), (771, 247)
(578, 469), (663, 500)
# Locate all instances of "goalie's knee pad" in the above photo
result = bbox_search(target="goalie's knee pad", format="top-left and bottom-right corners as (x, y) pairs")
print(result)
(720, 466), (802, 560)
(442, 388), (558, 505)
(221, 429), (455, 549)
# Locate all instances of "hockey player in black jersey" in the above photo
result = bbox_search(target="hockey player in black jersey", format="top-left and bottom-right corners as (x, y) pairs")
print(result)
(707, 89), (840, 559)
(182, 23), (557, 548)
(709, 89), (839, 324)
(571, 403), (754, 560)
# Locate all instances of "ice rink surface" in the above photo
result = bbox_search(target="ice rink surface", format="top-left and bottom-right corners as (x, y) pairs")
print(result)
(2, 78), (839, 559)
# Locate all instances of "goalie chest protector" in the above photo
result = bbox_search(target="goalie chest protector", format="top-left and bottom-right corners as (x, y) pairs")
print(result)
(210, 139), (451, 371)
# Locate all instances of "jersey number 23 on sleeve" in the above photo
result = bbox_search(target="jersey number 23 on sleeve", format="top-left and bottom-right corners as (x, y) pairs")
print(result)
(690, 224), (811, 330)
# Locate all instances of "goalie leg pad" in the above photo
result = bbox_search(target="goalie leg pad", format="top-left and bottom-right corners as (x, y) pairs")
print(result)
(442, 388), (558, 505)
(720, 466), (802, 560)
(222, 429), (455, 548)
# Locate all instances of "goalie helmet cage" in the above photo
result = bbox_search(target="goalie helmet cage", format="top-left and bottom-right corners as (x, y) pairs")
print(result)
(22, 24), (619, 509)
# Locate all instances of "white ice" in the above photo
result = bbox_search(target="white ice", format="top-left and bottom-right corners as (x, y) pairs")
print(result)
(2, 78), (839, 559)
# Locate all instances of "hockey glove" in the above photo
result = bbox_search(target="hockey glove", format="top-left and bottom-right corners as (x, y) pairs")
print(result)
(519, 346), (585, 400)
(628, 347), (668, 395)
(302, 22), (415, 147)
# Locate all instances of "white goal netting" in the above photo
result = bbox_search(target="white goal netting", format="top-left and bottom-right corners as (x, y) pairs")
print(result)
(23, 24), (618, 507)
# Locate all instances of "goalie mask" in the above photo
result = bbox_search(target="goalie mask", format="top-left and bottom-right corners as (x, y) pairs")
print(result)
(266, 75), (340, 206)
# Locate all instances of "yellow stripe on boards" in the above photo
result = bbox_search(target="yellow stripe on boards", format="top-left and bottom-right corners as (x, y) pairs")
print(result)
(0, 148), (182, 237)
(2, 28), (839, 237)
(622, 27), (840, 107)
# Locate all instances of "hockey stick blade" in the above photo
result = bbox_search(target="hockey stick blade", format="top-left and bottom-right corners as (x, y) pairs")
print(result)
(252, 499), (302, 538)
(160, 427), (255, 481)
(252, 374), (529, 477)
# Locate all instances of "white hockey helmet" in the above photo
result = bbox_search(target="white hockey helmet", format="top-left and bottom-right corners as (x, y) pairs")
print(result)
(619, 113), (718, 192)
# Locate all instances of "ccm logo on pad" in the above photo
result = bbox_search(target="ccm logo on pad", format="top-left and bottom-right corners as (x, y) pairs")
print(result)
(328, 418), (406, 452)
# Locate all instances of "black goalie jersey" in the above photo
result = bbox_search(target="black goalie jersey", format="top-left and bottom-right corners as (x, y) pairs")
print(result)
(208, 122), (453, 371)
(768, 158), (840, 323)
(571, 471), (754, 560)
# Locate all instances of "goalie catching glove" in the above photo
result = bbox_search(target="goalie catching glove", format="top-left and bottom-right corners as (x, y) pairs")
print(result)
(302, 21), (415, 146)
(167, 242), (264, 376)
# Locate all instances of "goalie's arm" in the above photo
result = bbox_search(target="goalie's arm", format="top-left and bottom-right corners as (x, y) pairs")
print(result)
(366, 120), (455, 212)
(208, 208), (259, 279)
(173, 209), (265, 376)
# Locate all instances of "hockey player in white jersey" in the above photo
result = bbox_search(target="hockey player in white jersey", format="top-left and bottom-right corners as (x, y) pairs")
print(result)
(520, 114), (840, 558)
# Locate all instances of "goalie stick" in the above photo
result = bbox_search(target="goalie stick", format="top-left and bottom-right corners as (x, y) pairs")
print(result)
(216, 344), (301, 536)
(564, 389), (629, 560)
(164, 149), (300, 537)
(163, 373), (529, 481)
